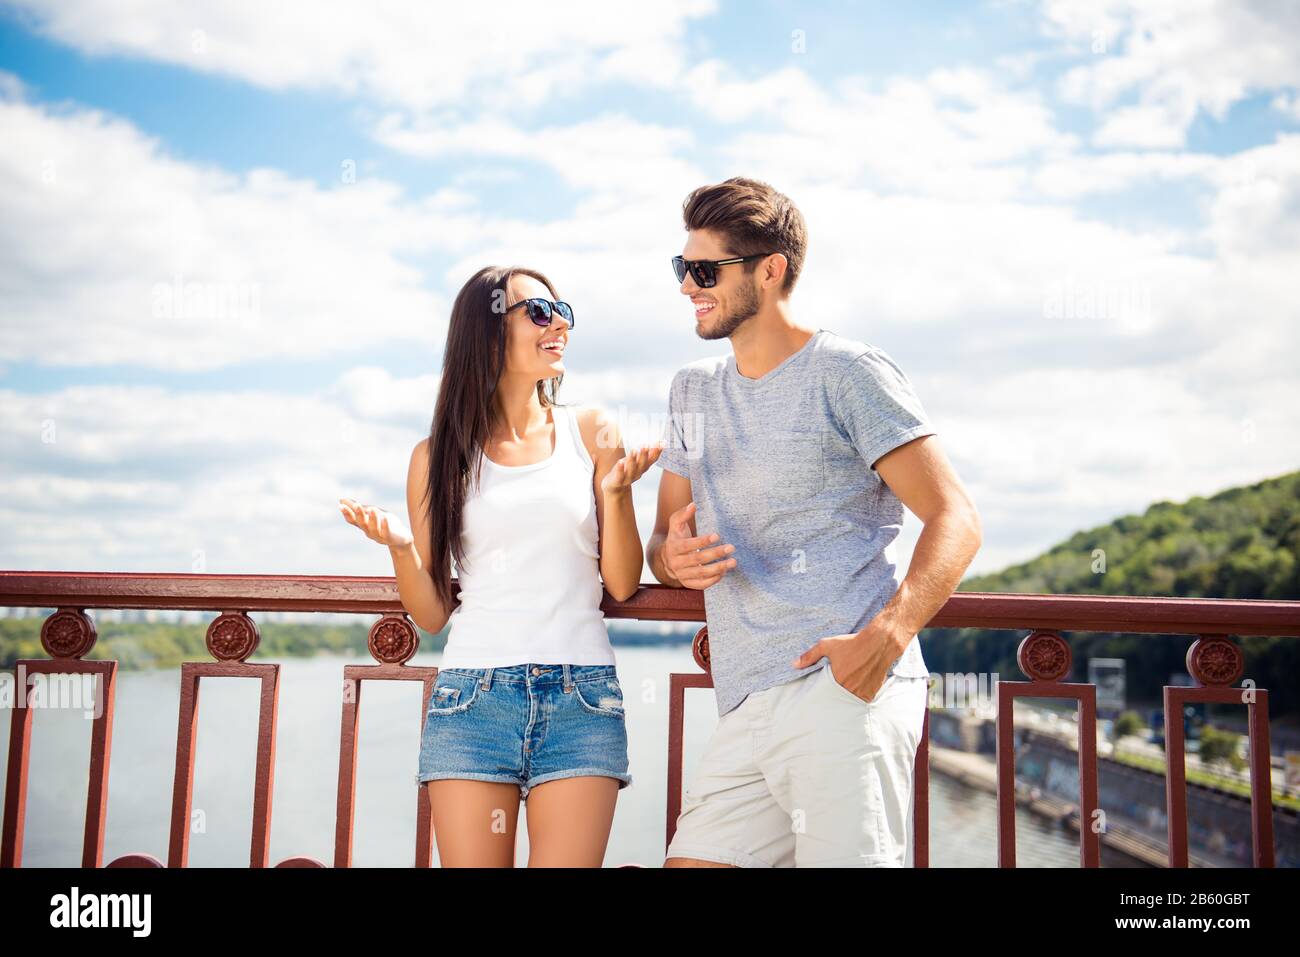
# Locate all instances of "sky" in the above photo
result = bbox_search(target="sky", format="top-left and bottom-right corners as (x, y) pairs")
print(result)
(1, 0), (1298, 587)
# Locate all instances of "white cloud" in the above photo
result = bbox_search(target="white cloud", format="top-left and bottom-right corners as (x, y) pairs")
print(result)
(1271, 92), (1300, 122)
(0, 81), (719, 379)
(1092, 98), (1197, 149)
(0, 376), (418, 571)
(1204, 133), (1300, 260)
(1031, 149), (1221, 197)
(1045, 0), (1300, 148)
(0, 87), (464, 368)
(928, 360), (1300, 576)
(330, 366), (438, 423)
(4, 0), (717, 112)
(0, 369), (679, 575)
(678, 61), (1075, 200)
(371, 112), (706, 198)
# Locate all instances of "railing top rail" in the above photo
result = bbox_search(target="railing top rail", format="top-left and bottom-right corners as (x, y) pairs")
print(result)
(1, 571), (1298, 636)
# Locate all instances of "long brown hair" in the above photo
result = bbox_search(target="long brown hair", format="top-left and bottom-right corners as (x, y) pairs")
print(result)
(421, 265), (565, 612)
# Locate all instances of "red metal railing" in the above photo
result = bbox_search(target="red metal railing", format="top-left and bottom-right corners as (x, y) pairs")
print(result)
(995, 631), (1100, 867)
(1, 571), (1296, 867)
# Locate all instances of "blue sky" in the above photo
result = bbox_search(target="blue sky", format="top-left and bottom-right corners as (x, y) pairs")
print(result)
(1, 0), (1298, 584)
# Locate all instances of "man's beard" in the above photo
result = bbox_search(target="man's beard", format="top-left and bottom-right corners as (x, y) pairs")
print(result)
(697, 275), (759, 341)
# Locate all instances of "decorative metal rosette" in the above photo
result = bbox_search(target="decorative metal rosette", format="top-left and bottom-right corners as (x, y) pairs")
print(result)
(1016, 630), (1071, 682)
(368, 613), (419, 664)
(692, 625), (710, 674)
(205, 611), (261, 662)
(1186, 635), (1243, 687)
(40, 607), (97, 659)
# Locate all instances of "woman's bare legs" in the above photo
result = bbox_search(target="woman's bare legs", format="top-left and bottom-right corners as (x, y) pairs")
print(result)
(426, 780), (522, 866)
(523, 776), (619, 867)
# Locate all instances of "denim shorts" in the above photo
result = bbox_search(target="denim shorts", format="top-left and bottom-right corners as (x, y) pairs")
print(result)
(416, 663), (632, 799)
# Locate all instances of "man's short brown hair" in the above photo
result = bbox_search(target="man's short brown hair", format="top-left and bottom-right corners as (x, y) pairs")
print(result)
(681, 177), (808, 294)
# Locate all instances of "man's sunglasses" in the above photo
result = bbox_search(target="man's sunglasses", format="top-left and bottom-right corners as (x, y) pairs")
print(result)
(504, 298), (575, 328)
(672, 253), (775, 288)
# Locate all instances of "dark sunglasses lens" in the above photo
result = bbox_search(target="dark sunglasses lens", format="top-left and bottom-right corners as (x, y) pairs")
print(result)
(672, 257), (687, 283)
(525, 299), (552, 326)
(691, 262), (716, 287)
(554, 301), (574, 326)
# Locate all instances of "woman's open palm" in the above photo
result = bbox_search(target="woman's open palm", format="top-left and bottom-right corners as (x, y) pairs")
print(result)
(339, 497), (414, 548)
(600, 442), (665, 495)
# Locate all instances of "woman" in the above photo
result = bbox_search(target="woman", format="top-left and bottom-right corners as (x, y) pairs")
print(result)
(339, 265), (660, 866)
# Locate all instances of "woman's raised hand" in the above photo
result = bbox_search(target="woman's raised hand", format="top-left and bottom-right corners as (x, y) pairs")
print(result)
(338, 497), (414, 548)
(600, 441), (665, 496)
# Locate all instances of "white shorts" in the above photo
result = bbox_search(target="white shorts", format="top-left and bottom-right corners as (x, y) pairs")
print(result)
(666, 662), (929, 867)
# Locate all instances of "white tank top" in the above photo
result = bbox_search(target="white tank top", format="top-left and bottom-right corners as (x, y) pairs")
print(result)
(439, 403), (616, 667)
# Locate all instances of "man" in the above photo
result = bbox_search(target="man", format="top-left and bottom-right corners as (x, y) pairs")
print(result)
(649, 177), (982, 867)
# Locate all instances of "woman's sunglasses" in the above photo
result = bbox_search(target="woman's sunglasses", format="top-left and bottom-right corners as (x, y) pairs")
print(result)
(672, 253), (775, 289)
(504, 297), (575, 328)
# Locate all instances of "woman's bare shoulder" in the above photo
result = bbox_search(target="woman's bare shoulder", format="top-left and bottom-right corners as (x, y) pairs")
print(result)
(572, 403), (619, 463)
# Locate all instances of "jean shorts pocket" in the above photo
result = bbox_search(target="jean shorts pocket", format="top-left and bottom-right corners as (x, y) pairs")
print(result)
(573, 677), (625, 717)
(427, 670), (481, 716)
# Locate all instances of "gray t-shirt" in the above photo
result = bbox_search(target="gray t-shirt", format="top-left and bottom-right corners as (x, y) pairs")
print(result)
(656, 327), (935, 716)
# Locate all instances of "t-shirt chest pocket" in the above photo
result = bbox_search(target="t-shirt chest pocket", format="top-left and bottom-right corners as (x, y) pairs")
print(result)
(756, 428), (825, 507)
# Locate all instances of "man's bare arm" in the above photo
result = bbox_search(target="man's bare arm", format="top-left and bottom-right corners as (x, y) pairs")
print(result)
(869, 434), (982, 643)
